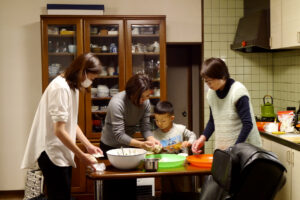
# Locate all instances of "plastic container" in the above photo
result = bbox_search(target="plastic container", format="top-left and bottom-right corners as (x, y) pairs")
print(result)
(186, 154), (213, 168)
(146, 154), (186, 168)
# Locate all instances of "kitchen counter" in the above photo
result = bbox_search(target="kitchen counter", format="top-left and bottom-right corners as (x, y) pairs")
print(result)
(260, 131), (300, 151)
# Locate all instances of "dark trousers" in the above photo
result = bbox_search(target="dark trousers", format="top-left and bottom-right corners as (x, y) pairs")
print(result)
(100, 141), (137, 199)
(38, 151), (72, 200)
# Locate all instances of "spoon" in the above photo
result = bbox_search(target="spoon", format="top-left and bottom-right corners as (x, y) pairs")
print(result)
(121, 146), (125, 155)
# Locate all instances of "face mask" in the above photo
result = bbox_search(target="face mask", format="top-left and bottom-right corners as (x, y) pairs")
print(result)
(81, 72), (93, 88)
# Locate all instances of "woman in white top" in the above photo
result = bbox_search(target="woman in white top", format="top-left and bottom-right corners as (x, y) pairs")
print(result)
(21, 53), (103, 200)
(192, 57), (261, 153)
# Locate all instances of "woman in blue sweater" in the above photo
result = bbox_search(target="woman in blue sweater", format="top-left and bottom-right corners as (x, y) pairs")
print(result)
(192, 57), (261, 153)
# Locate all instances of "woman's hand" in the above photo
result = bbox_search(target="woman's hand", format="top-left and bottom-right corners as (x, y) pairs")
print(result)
(86, 144), (103, 155)
(79, 153), (98, 166)
(140, 140), (155, 151)
(192, 135), (206, 154)
(147, 136), (161, 146)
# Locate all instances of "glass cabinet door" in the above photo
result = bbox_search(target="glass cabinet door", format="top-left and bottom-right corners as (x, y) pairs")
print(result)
(84, 19), (125, 139)
(41, 17), (85, 132)
(126, 19), (166, 130)
(41, 18), (83, 90)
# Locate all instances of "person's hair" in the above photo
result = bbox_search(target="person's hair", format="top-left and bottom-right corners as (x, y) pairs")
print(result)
(200, 57), (230, 80)
(64, 53), (102, 90)
(125, 74), (152, 106)
(154, 101), (174, 115)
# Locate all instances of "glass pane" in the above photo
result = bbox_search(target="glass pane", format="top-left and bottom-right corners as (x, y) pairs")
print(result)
(89, 24), (120, 134)
(48, 24), (77, 83)
(131, 24), (160, 130)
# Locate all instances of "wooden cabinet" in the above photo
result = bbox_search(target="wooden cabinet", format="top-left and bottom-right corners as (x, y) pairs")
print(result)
(270, 0), (300, 49)
(262, 136), (300, 200)
(41, 15), (166, 199)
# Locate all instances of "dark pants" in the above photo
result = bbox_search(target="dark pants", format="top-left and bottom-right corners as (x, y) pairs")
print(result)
(38, 151), (72, 200)
(100, 141), (137, 199)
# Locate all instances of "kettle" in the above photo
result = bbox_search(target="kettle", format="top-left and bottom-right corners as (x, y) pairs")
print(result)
(261, 95), (276, 119)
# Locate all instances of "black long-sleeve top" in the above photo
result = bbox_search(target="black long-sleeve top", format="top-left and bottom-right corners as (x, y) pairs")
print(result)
(203, 78), (253, 144)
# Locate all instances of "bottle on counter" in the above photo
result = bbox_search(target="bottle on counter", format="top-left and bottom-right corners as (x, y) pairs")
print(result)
(296, 101), (300, 131)
(287, 107), (296, 129)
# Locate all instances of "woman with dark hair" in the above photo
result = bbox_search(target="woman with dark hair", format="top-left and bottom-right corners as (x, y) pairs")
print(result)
(99, 73), (160, 199)
(192, 57), (261, 153)
(100, 73), (159, 156)
(21, 53), (103, 200)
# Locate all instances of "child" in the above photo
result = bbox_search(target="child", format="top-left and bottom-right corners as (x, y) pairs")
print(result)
(153, 101), (196, 153)
(153, 101), (196, 194)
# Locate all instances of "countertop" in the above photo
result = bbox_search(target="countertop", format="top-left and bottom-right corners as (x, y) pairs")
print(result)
(260, 131), (300, 151)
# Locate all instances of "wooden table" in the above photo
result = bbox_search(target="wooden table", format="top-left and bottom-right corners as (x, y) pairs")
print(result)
(87, 160), (211, 200)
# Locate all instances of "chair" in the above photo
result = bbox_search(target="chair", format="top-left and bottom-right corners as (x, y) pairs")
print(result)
(199, 143), (286, 200)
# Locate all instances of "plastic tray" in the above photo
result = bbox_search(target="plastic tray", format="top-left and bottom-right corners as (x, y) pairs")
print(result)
(146, 154), (186, 168)
(186, 154), (213, 168)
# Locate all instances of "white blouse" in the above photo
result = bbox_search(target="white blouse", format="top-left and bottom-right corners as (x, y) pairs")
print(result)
(21, 76), (79, 169)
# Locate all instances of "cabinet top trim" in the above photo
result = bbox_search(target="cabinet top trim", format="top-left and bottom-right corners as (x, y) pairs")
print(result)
(41, 15), (166, 19)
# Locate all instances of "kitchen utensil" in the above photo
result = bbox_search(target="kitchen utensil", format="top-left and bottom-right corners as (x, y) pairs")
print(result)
(121, 146), (124, 155)
(186, 154), (213, 168)
(272, 131), (285, 135)
(146, 154), (186, 168)
(144, 158), (159, 172)
(106, 148), (146, 170)
(261, 95), (276, 120)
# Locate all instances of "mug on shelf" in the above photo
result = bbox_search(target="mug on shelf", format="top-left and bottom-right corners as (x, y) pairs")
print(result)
(68, 44), (76, 53)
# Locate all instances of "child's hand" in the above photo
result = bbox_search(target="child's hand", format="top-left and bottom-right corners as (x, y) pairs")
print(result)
(181, 141), (190, 148)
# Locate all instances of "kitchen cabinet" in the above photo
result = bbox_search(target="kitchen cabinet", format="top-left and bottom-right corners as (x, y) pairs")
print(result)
(41, 15), (166, 199)
(262, 136), (300, 200)
(270, 0), (300, 49)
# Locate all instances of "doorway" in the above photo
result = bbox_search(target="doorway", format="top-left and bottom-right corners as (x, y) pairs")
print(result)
(166, 44), (203, 135)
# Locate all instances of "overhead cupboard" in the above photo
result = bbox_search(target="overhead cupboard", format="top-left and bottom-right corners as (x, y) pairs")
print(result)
(40, 15), (166, 198)
(270, 0), (300, 49)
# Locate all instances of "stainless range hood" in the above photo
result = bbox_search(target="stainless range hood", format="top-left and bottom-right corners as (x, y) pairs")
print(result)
(231, 0), (270, 52)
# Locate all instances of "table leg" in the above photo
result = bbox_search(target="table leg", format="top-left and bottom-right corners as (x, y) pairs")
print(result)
(94, 180), (103, 200)
(192, 176), (199, 193)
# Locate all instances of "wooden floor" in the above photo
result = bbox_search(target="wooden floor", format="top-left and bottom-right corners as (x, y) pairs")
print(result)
(0, 191), (24, 200)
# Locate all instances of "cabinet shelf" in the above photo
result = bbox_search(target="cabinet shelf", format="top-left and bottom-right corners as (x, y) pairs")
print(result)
(149, 96), (160, 99)
(48, 34), (75, 38)
(92, 97), (111, 100)
(48, 52), (75, 56)
(97, 75), (119, 79)
(90, 34), (119, 38)
(92, 52), (118, 56)
(92, 111), (107, 114)
(132, 34), (159, 38)
(132, 52), (160, 56)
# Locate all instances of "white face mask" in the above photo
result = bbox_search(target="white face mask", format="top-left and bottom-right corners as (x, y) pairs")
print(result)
(81, 72), (93, 88)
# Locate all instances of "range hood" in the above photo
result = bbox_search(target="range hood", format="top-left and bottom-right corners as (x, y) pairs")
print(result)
(231, 0), (270, 52)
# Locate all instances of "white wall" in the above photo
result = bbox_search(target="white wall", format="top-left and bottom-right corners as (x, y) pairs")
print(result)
(44, 0), (202, 42)
(0, 0), (202, 190)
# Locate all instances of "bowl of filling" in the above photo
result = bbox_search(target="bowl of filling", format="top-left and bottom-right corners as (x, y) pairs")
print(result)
(106, 148), (147, 170)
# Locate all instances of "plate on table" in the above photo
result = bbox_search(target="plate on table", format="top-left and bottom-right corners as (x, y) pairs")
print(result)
(146, 154), (186, 168)
(186, 154), (213, 168)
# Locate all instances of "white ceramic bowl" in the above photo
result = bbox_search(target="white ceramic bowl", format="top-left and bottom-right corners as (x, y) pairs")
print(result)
(106, 148), (147, 170)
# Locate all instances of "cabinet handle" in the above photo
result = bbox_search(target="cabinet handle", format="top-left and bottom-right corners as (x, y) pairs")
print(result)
(287, 150), (290, 164)
(291, 151), (294, 166)
(297, 32), (300, 43)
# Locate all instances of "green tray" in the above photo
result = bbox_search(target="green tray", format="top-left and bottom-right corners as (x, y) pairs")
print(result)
(146, 154), (186, 168)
